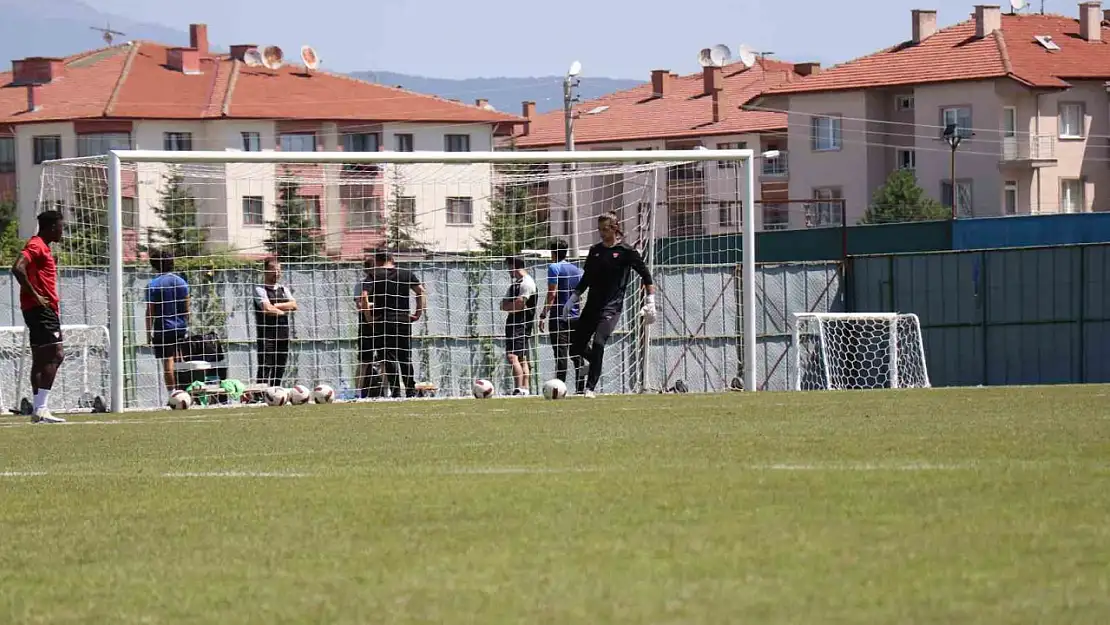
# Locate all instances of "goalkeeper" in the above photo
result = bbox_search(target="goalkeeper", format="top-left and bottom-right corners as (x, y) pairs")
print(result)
(563, 212), (656, 397)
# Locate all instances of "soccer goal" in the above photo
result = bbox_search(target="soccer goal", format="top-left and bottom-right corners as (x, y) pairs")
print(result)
(0, 324), (110, 414)
(792, 312), (930, 390)
(38, 148), (760, 412)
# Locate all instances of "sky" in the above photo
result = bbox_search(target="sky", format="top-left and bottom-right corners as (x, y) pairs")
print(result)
(83, 0), (1043, 79)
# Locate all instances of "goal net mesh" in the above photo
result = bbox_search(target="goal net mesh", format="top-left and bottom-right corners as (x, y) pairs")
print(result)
(793, 313), (930, 390)
(38, 152), (757, 410)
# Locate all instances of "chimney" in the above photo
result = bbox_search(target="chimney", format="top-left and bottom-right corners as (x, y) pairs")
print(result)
(229, 45), (257, 62)
(1080, 2), (1102, 41)
(1104, 8), (1110, 21)
(975, 5), (1002, 37)
(476, 98), (489, 108)
(11, 57), (64, 85)
(703, 66), (722, 95)
(651, 69), (671, 97)
(912, 9), (938, 43)
(189, 24), (209, 57)
(521, 100), (535, 136)
(793, 62), (821, 76)
(26, 85), (40, 113)
(167, 47), (201, 74)
(712, 91), (728, 123)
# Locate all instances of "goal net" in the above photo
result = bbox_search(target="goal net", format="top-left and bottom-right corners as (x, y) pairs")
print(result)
(0, 324), (110, 414)
(38, 149), (756, 411)
(792, 312), (930, 390)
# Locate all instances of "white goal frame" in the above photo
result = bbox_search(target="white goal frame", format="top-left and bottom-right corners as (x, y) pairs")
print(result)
(0, 323), (110, 412)
(791, 312), (931, 391)
(104, 148), (758, 412)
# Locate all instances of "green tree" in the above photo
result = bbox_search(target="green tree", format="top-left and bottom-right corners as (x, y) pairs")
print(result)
(61, 166), (110, 265)
(478, 164), (548, 256)
(383, 166), (429, 253)
(861, 169), (950, 225)
(0, 199), (23, 265)
(146, 165), (207, 258)
(264, 174), (324, 263)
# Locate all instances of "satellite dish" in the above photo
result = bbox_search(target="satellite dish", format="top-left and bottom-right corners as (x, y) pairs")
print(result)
(735, 44), (757, 69)
(1009, 0), (1026, 12)
(301, 45), (319, 70)
(243, 48), (263, 67)
(261, 45), (284, 70)
(697, 48), (714, 68)
(568, 60), (582, 77)
(709, 44), (731, 67)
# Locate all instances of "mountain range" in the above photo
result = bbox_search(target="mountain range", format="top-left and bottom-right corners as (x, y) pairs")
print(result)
(0, 0), (642, 115)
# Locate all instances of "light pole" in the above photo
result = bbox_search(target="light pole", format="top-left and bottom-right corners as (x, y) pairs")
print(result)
(564, 61), (581, 257)
(943, 123), (963, 220)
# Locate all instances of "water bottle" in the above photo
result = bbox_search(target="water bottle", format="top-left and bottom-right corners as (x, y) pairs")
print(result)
(339, 380), (355, 401)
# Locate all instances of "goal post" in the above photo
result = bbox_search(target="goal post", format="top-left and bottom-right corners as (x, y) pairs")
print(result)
(792, 312), (930, 391)
(43, 147), (761, 412)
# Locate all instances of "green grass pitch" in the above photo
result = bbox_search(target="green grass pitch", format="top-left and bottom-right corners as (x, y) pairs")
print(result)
(1, 385), (1108, 624)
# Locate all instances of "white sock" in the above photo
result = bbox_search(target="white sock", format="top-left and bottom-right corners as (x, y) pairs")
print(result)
(33, 389), (49, 411)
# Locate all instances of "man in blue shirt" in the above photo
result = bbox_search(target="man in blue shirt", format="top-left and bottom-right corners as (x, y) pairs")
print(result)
(145, 249), (190, 393)
(537, 239), (584, 393)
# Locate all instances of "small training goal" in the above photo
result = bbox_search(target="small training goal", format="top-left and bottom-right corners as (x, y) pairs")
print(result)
(792, 313), (930, 390)
(0, 324), (110, 414)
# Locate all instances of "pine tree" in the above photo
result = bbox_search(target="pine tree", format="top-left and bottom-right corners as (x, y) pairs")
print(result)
(146, 165), (207, 258)
(478, 164), (548, 256)
(62, 166), (110, 265)
(264, 174), (324, 263)
(862, 169), (950, 225)
(0, 199), (23, 265)
(383, 166), (429, 253)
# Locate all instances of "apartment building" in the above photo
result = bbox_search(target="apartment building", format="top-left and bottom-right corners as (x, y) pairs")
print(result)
(0, 25), (523, 258)
(756, 2), (1110, 226)
(511, 59), (817, 237)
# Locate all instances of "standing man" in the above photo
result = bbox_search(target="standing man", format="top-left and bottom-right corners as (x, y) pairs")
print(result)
(537, 239), (584, 393)
(501, 256), (538, 395)
(357, 250), (426, 398)
(564, 212), (657, 397)
(145, 249), (190, 394)
(12, 210), (66, 423)
(254, 257), (297, 387)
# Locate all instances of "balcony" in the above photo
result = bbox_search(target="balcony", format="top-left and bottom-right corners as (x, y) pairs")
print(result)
(1000, 134), (1056, 167)
(761, 153), (789, 177)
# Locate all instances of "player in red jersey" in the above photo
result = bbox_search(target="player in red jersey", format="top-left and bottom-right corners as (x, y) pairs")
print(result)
(11, 210), (66, 423)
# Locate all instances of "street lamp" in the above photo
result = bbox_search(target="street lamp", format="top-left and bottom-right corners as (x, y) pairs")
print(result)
(564, 61), (582, 257)
(942, 123), (965, 219)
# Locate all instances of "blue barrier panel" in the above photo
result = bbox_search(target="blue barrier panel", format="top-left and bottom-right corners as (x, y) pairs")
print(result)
(953, 213), (1110, 250)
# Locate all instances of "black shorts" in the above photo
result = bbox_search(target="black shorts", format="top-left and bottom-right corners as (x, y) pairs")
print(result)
(505, 325), (533, 358)
(152, 328), (187, 360)
(23, 306), (62, 348)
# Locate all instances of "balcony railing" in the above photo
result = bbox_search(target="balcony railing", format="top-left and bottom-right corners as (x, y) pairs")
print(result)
(761, 153), (789, 177)
(1001, 134), (1056, 162)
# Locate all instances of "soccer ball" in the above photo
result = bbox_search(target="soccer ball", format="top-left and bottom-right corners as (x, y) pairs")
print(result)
(287, 384), (311, 405)
(312, 384), (335, 404)
(542, 379), (568, 400)
(264, 386), (288, 407)
(472, 379), (495, 399)
(167, 389), (192, 410)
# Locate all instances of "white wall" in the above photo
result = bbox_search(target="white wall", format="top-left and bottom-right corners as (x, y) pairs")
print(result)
(15, 122), (76, 236)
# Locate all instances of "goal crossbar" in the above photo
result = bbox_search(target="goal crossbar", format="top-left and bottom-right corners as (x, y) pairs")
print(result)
(99, 148), (759, 412)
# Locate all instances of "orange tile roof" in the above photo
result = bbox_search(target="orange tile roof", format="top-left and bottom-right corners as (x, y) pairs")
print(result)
(513, 60), (801, 148)
(764, 13), (1110, 96)
(0, 42), (523, 128)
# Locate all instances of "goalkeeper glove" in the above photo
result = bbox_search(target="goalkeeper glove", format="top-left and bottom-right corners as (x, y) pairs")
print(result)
(640, 294), (657, 325)
(562, 292), (581, 320)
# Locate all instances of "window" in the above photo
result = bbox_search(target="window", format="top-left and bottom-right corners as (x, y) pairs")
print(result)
(716, 141), (747, 168)
(668, 201), (704, 236)
(1003, 181), (1018, 216)
(280, 133), (316, 152)
(122, 197), (137, 228)
(811, 115), (841, 151)
(667, 162), (703, 182)
(1059, 103), (1084, 138)
(896, 148), (916, 170)
(762, 152), (788, 176)
(0, 137), (14, 173)
(896, 95), (914, 111)
(940, 107), (972, 139)
(444, 134), (470, 152)
(163, 132), (193, 151)
(346, 195), (383, 229)
(77, 132), (130, 157)
(343, 133), (380, 152)
(395, 133), (414, 152)
(941, 179), (974, 217)
(762, 203), (789, 230)
(241, 132), (261, 152)
(810, 187), (843, 227)
(446, 196), (473, 225)
(33, 136), (61, 164)
(718, 200), (740, 227)
(242, 196), (264, 226)
(1060, 178), (1084, 213)
(395, 196), (416, 224)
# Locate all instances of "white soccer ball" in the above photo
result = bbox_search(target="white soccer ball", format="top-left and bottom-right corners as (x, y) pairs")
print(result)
(264, 386), (288, 407)
(167, 389), (192, 410)
(542, 379), (568, 400)
(312, 384), (335, 404)
(287, 384), (311, 405)
(472, 378), (495, 399)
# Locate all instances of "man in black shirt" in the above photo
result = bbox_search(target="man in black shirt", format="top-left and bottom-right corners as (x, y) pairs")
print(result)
(500, 256), (538, 394)
(563, 212), (656, 396)
(254, 257), (298, 387)
(356, 250), (427, 398)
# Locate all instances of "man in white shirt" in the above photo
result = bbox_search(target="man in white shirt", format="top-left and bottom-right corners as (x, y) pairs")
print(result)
(500, 256), (538, 395)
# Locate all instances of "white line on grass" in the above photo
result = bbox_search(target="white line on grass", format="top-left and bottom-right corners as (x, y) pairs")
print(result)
(161, 471), (311, 478)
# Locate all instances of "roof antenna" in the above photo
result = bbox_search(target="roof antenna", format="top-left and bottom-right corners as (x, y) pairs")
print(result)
(90, 22), (126, 45)
(1008, 0), (1026, 14)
